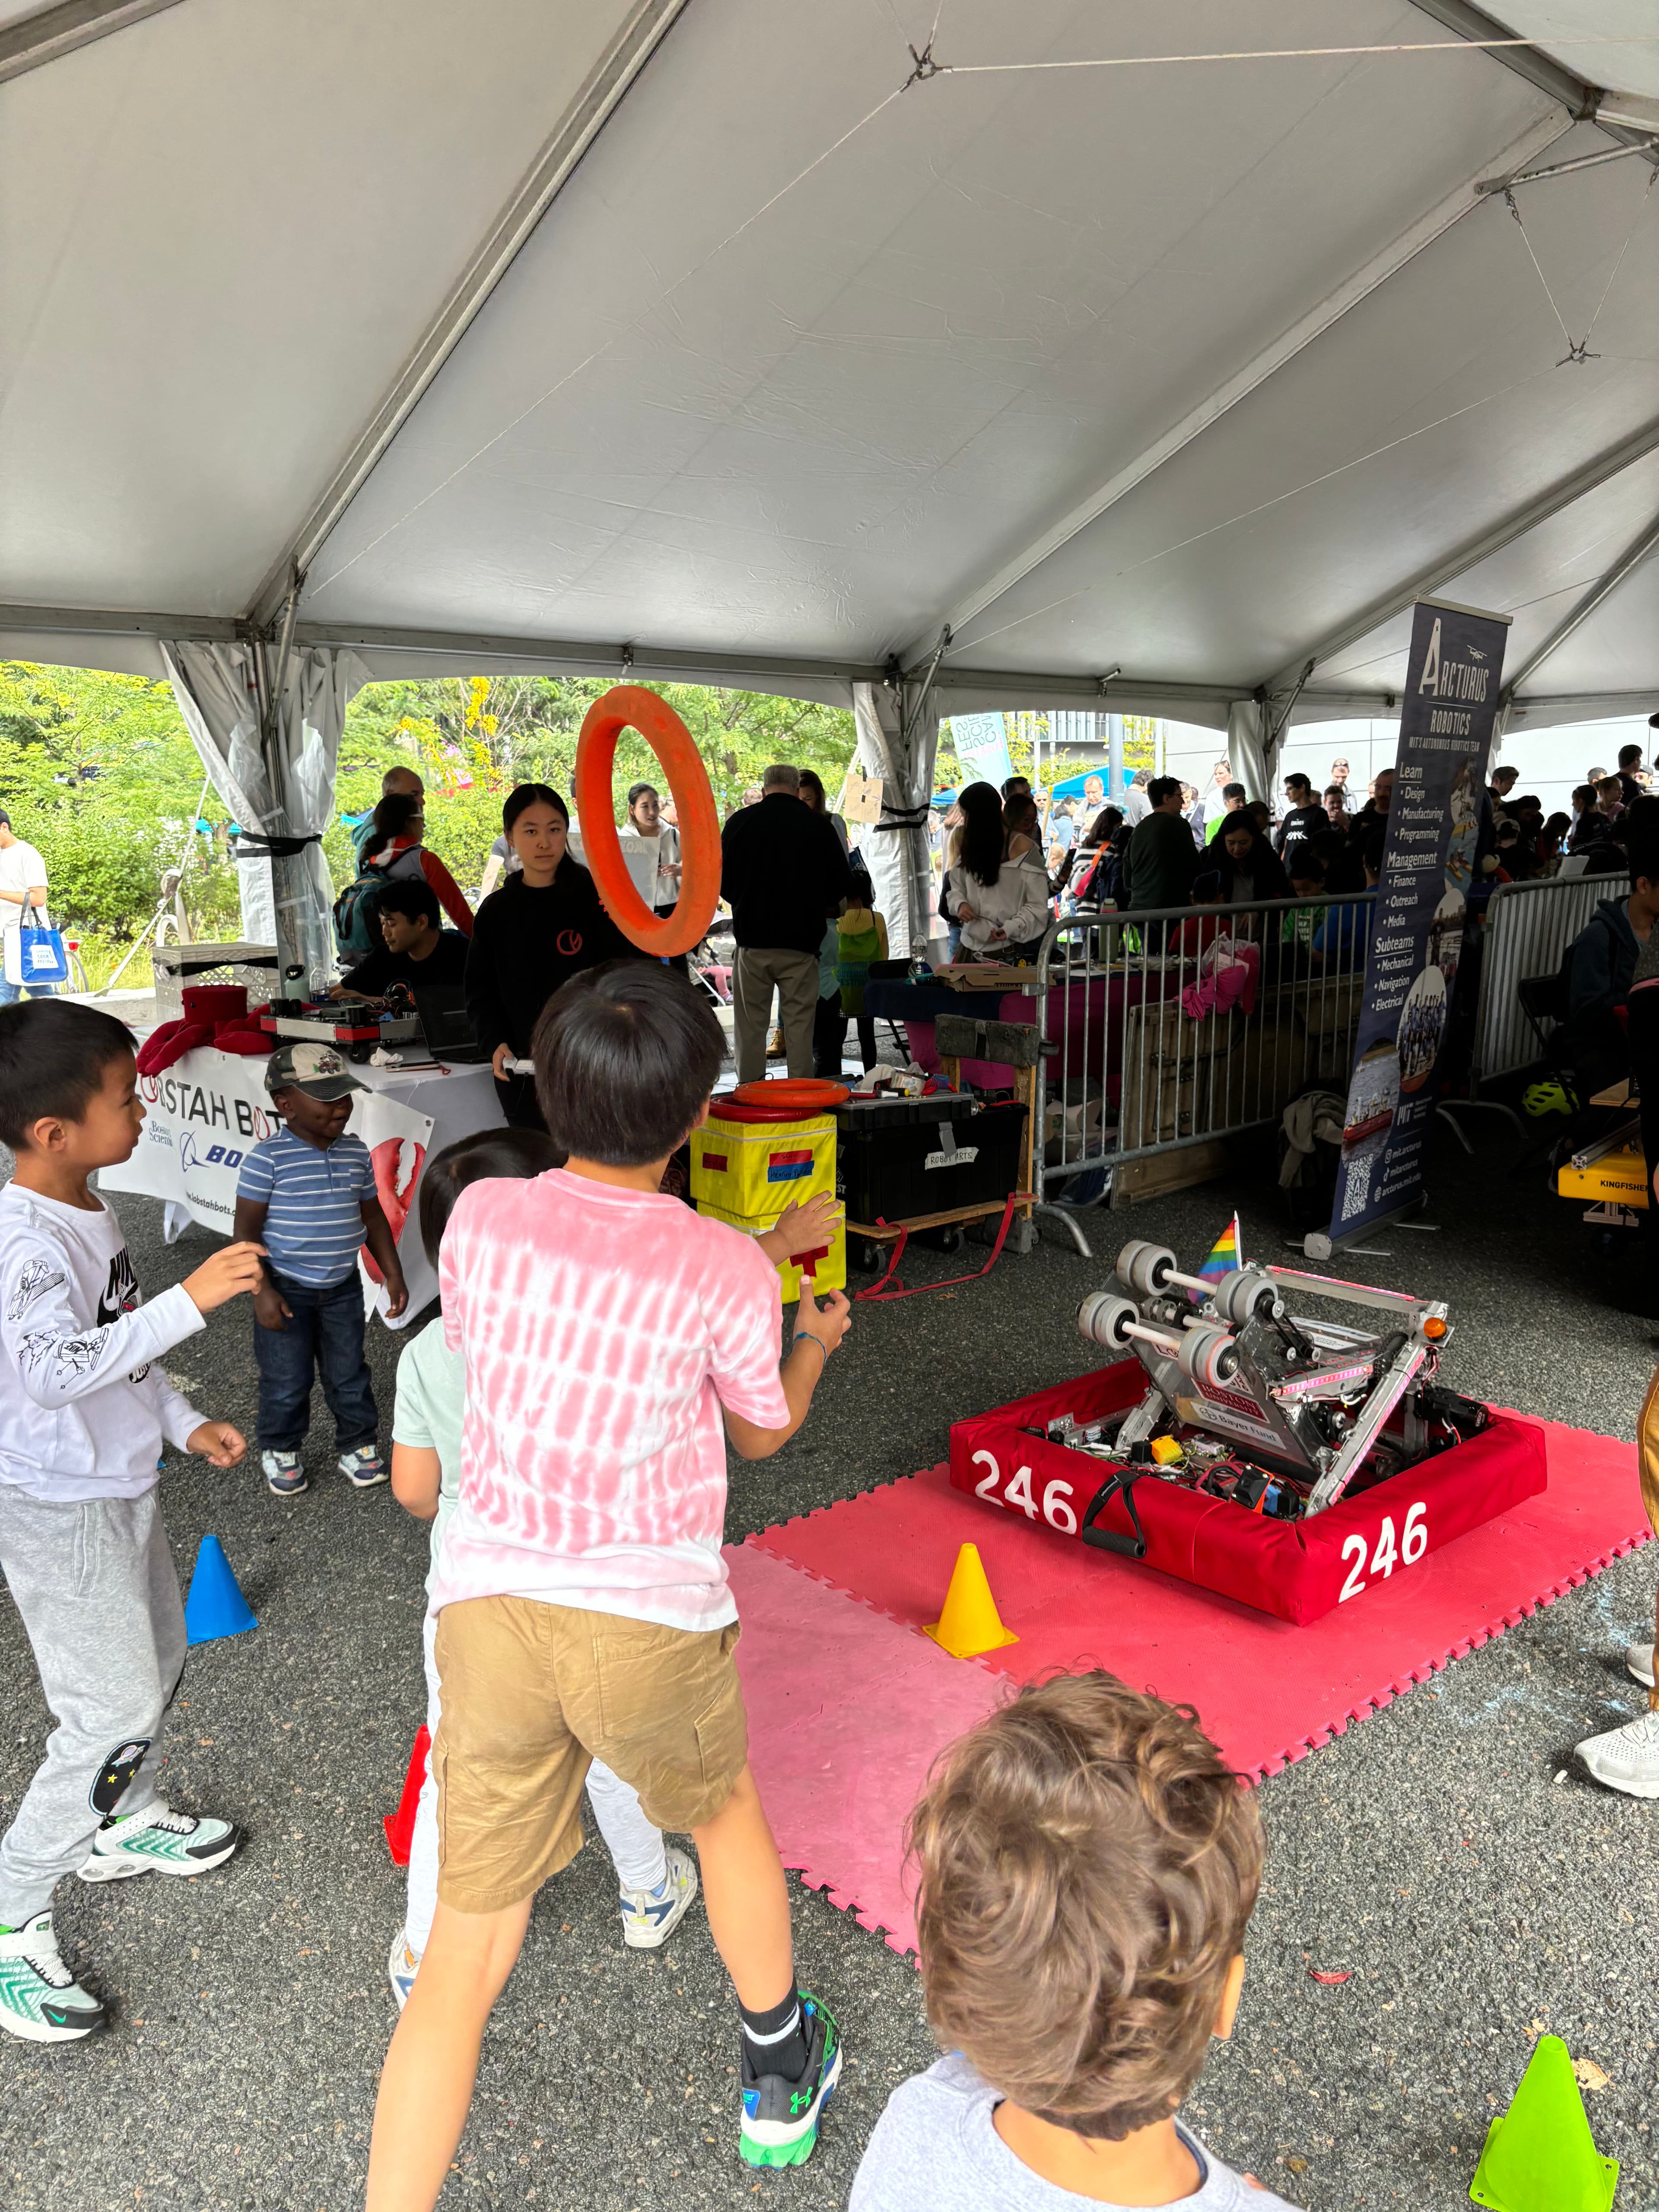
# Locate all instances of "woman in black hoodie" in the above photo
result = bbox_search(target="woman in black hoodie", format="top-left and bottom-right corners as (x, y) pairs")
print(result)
(464, 782), (639, 1129)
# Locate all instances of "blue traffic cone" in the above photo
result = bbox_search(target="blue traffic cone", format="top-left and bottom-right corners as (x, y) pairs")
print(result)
(184, 1535), (257, 1646)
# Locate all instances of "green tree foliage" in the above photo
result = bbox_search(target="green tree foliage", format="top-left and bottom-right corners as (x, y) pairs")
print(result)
(0, 663), (858, 943)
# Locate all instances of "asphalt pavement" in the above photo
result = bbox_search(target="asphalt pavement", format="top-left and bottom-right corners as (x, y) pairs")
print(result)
(2, 1121), (1657, 2210)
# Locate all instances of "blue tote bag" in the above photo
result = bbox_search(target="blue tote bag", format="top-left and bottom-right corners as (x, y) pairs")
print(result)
(5, 900), (70, 989)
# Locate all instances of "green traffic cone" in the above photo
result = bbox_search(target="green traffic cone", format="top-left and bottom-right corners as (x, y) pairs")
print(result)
(1469, 2036), (1618, 2212)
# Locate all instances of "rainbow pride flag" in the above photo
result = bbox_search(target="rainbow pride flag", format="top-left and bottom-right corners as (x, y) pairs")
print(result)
(1190, 1212), (1243, 1303)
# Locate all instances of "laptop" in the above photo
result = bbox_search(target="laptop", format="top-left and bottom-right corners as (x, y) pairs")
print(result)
(411, 984), (492, 1064)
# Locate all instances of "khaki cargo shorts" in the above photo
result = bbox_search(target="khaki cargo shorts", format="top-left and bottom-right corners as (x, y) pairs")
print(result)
(431, 1597), (747, 1915)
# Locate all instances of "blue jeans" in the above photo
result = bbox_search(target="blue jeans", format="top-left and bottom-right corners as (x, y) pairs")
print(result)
(0, 979), (55, 1006)
(252, 1271), (378, 1454)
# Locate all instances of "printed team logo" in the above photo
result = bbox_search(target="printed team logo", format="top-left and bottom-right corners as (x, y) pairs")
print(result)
(139, 1073), (161, 1103)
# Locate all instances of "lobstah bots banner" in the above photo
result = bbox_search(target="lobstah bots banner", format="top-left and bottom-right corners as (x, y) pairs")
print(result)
(1328, 597), (1512, 1244)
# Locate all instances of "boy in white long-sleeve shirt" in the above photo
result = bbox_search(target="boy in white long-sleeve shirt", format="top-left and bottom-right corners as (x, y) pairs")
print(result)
(0, 1001), (265, 2044)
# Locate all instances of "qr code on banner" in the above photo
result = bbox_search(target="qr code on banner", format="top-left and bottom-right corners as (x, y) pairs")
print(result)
(1340, 1160), (1374, 1222)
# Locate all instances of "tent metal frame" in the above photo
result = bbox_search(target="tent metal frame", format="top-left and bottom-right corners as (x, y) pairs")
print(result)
(899, 108), (1570, 671)
(4, 0), (1657, 741)
(0, 0), (185, 86)
(243, 0), (691, 629)
(1259, 410), (1659, 700)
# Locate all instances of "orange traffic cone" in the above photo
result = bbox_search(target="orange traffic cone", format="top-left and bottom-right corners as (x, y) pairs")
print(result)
(383, 1724), (431, 1867)
(924, 1543), (1020, 1659)
(1469, 2035), (1618, 2211)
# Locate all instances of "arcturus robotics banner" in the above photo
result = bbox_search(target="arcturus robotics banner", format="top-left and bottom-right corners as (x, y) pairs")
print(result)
(1326, 597), (1512, 1246)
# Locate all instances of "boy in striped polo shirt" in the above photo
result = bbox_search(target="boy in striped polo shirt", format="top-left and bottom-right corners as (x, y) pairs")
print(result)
(233, 1042), (407, 1497)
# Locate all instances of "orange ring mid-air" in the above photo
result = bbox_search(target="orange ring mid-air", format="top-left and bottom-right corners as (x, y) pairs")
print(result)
(572, 685), (722, 959)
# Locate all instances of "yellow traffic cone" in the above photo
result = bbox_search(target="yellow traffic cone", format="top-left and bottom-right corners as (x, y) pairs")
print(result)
(924, 1543), (1020, 1659)
(1468, 2035), (1618, 2212)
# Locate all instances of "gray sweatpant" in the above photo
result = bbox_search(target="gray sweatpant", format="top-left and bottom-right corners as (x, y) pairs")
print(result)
(0, 1486), (185, 1925)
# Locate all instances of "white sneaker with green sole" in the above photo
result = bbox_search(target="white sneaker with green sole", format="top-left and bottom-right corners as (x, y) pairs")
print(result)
(0, 1913), (106, 2044)
(77, 1800), (241, 1884)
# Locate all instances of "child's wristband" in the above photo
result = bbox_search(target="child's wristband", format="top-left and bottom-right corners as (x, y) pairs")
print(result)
(791, 1332), (827, 1379)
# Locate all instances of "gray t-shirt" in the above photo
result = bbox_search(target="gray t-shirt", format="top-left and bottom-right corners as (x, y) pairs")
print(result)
(849, 2055), (1302, 2212)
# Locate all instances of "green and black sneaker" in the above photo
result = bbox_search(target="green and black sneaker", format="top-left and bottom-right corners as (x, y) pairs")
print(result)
(0, 1912), (106, 2044)
(739, 1990), (841, 2169)
(77, 1800), (240, 1885)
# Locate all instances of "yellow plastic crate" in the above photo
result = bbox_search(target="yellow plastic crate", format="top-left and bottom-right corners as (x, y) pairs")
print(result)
(691, 1111), (836, 1216)
(695, 1196), (847, 1299)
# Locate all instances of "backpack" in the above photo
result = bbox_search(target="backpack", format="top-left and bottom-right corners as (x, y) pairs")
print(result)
(333, 857), (396, 958)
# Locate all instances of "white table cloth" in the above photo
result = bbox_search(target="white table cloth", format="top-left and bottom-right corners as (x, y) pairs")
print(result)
(100, 1046), (505, 1329)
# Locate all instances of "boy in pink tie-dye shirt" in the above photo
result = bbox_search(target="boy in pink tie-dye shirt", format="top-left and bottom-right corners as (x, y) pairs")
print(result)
(368, 959), (852, 2209)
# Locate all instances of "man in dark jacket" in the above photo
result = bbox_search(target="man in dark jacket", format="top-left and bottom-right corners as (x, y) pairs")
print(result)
(1124, 777), (1199, 915)
(721, 763), (854, 1082)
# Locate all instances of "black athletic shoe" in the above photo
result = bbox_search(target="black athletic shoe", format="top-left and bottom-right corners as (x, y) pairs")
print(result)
(739, 1990), (842, 2168)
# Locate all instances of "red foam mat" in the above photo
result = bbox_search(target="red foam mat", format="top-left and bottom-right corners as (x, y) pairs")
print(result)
(728, 1543), (1000, 1956)
(749, 1415), (1650, 1787)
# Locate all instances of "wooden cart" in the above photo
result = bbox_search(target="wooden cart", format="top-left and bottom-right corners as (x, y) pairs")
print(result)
(844, 1014), (1042, 1273)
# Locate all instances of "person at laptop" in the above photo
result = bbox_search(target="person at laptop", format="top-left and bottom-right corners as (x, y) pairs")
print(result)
(332, 881), (469, 1001)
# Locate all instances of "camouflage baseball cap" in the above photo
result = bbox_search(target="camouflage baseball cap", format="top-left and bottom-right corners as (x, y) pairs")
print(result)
(264, 1039), (368, 1102)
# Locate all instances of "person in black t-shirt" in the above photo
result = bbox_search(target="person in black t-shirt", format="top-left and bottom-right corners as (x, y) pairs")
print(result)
(1273, 773), (1326, 870)
(465, 783), (643, 1129)
(333, 879), (470, 1000)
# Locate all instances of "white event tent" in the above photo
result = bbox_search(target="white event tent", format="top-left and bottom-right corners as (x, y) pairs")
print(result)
(3, 0), (1659, 962)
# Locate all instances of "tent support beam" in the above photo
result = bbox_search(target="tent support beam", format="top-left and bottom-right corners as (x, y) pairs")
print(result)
(243, 0), (691, 630)
(1402, 0), (1596, 117)
(1259, 410), (1659, 697)
(895, 110), (1569, 670)
(0, 0), (184, 86)
(1499, 505), (1659, 706)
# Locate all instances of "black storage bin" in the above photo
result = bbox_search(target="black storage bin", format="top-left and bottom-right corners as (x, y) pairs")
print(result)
(838, 1100), (1028, 1222)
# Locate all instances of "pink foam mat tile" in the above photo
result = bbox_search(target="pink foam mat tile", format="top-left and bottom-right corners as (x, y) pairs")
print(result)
(749, 1414), (1650, 1786)
(725, 1543), (1001, 1956)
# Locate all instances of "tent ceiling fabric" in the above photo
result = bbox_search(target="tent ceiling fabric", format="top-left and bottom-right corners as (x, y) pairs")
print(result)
(1, 0), (1656, 724)
(0, 0), (650, 613)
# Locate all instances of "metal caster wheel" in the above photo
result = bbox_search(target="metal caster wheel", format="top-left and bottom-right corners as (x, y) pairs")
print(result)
(849, 1238), (885, 1274)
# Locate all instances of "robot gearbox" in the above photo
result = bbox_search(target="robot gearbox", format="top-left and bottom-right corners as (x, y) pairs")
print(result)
(948, 1234), (1548, 1625)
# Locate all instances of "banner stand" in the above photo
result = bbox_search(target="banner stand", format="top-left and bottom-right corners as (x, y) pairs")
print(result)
(1324, 595), (1513, 1249)
(1303, 1192), (1431, 1262)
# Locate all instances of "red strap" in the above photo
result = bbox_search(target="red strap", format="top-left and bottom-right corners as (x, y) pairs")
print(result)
(853, 1194), (1021, 1302)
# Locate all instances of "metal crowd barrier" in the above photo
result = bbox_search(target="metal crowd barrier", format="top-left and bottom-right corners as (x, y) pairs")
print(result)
(1465, 873), (1611, 1088)
(1033, 892), (1376, 1190)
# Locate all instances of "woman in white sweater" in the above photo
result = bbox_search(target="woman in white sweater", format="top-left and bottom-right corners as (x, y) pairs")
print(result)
(945, 781), (1052, 960)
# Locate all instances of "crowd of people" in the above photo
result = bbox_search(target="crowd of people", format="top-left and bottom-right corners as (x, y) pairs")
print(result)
(932, 758), (1392, 973)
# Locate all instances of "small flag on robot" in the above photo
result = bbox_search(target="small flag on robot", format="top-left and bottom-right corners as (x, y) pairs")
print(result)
(1192, 1213), (1243, 1303)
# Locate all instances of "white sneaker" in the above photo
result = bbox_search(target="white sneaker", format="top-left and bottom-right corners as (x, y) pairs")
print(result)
(1627, 1642), (1655, 1690)
(338, 1446), (388, 1489)
(77, 1800), (241, 1883)
(619, 1843), (699, 1950)
(388, 1926), (420, 2012)
(0, 1913), (105, 2043)
(263, 1449), (307, 1496)
(1577, 1708), (1659, 1799)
